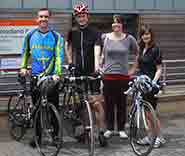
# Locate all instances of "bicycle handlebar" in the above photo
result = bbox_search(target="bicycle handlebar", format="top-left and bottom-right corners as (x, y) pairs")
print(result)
(124, 75), (157, 95)
(62, 64), (76, 71)
(36, 75), (53, 87)
(64, 75), (101, 82)
(124, 87), (133, 95)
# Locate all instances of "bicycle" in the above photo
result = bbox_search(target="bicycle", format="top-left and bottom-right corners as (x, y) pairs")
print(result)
(94, 65), (158, 155)
(124, 75), (158, 156)
(58, 65), (99, 156)
(7, 73), (31, 141)
(8, 74), (62, 156)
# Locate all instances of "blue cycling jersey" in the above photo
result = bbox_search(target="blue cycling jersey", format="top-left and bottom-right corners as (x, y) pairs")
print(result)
(21, 28), (64, 76)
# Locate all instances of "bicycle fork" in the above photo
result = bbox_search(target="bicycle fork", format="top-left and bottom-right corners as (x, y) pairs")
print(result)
(136, 99), (148, 130)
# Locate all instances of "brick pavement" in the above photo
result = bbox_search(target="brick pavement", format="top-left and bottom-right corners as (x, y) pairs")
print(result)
(0, 113), (185, 156)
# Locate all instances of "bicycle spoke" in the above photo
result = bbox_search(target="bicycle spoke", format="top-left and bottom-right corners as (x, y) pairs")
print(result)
(8, 95), (27, 141)
(62, 89), (95, 156)
(130, 101), (157, 156)
(34, 103), (62, 156)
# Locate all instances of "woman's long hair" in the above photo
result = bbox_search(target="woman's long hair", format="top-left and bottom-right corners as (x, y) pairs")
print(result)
(138, 25), (155, 49)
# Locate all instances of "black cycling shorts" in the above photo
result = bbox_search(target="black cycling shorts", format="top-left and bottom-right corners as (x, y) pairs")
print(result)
(89, 79), (101, 95)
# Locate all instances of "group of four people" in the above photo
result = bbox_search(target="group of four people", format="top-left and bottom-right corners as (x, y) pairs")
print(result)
(20, 4), (165, 148)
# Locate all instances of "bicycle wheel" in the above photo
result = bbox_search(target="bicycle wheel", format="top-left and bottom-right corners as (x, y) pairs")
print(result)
(78, 98), (94, 156)
(34, 102), (62, 156)
(8, 95), (27, 141)
(63, 89), (94, 156)
(130, 100), (157, 156)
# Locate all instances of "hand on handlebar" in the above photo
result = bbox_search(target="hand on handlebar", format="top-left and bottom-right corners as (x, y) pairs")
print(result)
(52, 75), (60, 81)
(20, 68), (28, 77)
(151, 80), (160, 94)
(152, 80), (160, 89)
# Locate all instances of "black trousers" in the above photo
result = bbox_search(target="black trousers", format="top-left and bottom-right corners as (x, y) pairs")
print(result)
(30, 76), (59, 141)
(103, 80), (129, 131)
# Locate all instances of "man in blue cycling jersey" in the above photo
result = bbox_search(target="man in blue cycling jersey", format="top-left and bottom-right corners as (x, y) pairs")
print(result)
(20, 8), (64, 148)
(65, 3), (107, 147)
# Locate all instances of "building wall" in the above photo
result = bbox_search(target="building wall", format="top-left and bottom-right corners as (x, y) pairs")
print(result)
(0, 1), (185, 65)
(139, 14), (185, 60)
(0, 11), (71, 62)
(1, 0), (185, 12)
(0, 0), (184, 85)
(139, 14), (185, 83)
(0, 11), (71, 36)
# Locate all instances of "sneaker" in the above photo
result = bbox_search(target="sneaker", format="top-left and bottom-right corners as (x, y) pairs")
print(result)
(137, 136), (151, 145)
(159, 136), (166, 145)
(104, 130), (112, 138)
(153, 137), (161, 148)
(119, 131), (128, 139)
(98, 131), (108, 147)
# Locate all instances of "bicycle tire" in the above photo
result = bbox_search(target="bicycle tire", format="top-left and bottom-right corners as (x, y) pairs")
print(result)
(83, 99), (95, 156)
(34, 102), (62, 156)
(8, 95), (27, 141)
(62, 89), (95, 156)
(130, 100), (157, 156)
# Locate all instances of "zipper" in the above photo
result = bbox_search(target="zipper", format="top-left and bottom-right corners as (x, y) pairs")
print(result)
(143, 48), (147, 56)
(80, 31), (85, 69)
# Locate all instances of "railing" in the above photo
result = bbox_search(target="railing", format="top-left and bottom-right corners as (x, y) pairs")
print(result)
(0, 59), (185, 85)
(162, 59), (185, 86)
(0, 66), (31, 75)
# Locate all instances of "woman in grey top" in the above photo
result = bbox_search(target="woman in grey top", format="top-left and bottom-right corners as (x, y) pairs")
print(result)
(98, 15), (139, 139)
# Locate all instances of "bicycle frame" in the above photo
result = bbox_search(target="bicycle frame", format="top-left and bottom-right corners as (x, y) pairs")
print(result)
(126, 75), (154, 131)
(20, 76), (56, 125)
(59, 76), (90, 117)
(130, 91), (148, 130)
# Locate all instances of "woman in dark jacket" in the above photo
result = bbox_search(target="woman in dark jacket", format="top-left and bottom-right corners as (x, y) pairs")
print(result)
(135, 25), (166, 148)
